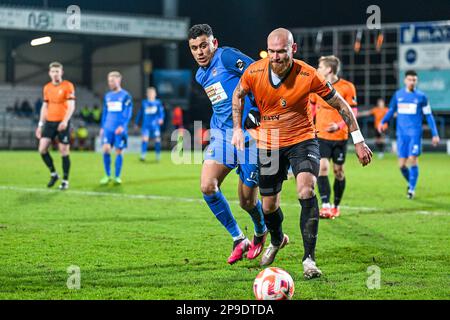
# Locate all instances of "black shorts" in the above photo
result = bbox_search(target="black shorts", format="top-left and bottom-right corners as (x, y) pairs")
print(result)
(42, 121), (71, 145)
(318, 138), (347, 165)
(258, 139), (320, 196)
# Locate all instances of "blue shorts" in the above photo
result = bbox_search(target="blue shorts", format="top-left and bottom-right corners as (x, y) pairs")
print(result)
(204, 129), (259, 188)
(102, 129), (128, 150)
(141, 126), (161, 139)
(397, 135), (421, 158)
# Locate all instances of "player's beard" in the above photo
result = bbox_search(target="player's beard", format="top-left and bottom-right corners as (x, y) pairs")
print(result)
(270, 58), (291, 77)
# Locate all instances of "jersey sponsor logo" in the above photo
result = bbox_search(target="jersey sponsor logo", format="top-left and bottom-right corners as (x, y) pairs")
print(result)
(145, 106), (158, 114)
(297, 69), (310, 77)
(205, 81), (228, 105)
(236, 59), (245, 71)
(249, 68), (264, 74)
(307, 153), (318, 160)
(398, 102), (417, 115)
(107, 101), (123, 112)
(262, 115), (280, 121)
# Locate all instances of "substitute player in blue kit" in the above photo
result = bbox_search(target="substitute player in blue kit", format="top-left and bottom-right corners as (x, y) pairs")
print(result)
(135, 87), (165, 162)
(188, 24), (267, 264)
(379, 70), (440, 199)
(100, 71), (133, 185)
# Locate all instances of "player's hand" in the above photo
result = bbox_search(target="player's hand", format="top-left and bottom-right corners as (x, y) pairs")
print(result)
(115, 126), (124, 135)
(35, 127), (42, 139)
(377, 123), (385, 134)
(432, 136), (440, 147)
(159, 119), (164, 126)
(231, 128), (245, 151)
(326, 123), (339, 133)
(57, 121), (68, 132)
(355, 142), (373, 166)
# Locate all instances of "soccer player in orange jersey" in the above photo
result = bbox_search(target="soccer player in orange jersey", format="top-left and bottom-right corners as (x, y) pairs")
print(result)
(231, 28), (372, 279)
(359, 98), (389, 158)
(35, 62), (76, 190)
(311, 55), (358, 219)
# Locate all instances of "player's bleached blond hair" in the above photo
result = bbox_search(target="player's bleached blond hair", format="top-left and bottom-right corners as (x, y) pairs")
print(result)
(319, 55), (341, 75)
(49, 61), (63, 70)
(108, 71), (122, 78)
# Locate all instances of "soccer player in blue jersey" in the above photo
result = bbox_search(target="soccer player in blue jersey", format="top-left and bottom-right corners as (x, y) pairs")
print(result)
(135, 87), (165, 162)
(379, 70), (440, 199)
(188, 24), (267, 264)
(99, 71), (133, 185)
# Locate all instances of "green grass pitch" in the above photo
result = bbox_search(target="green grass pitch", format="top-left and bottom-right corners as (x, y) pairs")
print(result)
(0, 150), (449, 299)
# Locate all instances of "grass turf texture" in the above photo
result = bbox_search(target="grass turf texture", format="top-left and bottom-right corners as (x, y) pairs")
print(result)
(0, 151), (449, 300)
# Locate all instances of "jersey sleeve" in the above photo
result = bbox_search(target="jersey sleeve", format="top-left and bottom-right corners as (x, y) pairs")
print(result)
(239, 68), (253, 93)
(221, 48), (254, 76)
(65, 82), (76, 100)
(101, 97), (107, 129)
(422, 95), (439, 137)
(381, 92), (397, 125)
(310, 70), (336, 101)
(344, 82), (357, 107)
(134, 102), (144, 126)
(43, 85), (49, 103)
(159, 102), (165, 122)
(122, 94), (133, 127)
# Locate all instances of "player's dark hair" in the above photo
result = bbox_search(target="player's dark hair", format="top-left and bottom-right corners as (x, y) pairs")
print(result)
(188, 24), (213, 39)
(405, 70), (417, 77)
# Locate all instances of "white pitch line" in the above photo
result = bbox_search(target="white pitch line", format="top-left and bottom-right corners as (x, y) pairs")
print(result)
(1, 185), (448, 215)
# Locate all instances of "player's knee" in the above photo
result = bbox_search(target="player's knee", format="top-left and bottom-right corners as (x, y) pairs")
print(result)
(200, 181), (218, 195)
(102, 145), (111, 153)
(115, 149), (123, 155)
(239, 197), (257, 211)
(334, 167), (344, 180)
(297, 185), (315, 200)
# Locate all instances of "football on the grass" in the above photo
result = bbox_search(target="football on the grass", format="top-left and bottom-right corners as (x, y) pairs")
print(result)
(253, 267), (295, 300)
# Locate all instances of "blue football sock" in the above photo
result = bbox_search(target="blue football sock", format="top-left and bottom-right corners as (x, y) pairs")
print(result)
(103, 153), (111, 177)
(155, 141), (161, 159)
(245, 200), (267, 236)
(115, 153), (123, 178)
(400, 166), (410, 182)
(409, 165), (419, 191)
(141, 141), (148, 158)
(203, 191), (243, 240)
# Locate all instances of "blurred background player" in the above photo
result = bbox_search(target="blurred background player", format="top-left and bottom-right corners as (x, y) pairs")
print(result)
(35, 62), (76, 190)
(189, 24), (267, 264)
(359, 98), (389, 158)
(135, 87), (165, 162)
(99, 71), (133, 185)
(379, 70), (440, 199)
(311, 55), (358, 219)
(172, 105), (184, 153)
(232, 28), (372, 279)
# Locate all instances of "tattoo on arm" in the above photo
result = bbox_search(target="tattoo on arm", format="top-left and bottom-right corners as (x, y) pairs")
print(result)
(326, 93), (359, 132)
(232, 81), (248, 129)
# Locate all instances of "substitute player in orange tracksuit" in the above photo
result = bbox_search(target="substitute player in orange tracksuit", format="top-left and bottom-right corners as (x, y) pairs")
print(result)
(311, 55), (358, 219)
(231, 29), (372, 279)
(35, 62), (76, 190)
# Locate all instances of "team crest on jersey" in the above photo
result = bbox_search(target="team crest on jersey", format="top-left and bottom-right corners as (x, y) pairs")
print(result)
(212, 68), (217, 77)
(280, 98), (287, 108)
(236, 59), (245, 71)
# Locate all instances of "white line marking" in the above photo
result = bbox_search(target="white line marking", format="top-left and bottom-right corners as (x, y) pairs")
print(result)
(1, 185), (448, 215)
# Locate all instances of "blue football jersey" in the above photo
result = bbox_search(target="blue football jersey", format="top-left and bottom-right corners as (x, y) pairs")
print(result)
(382, 88), (438, 137)
(101, 89), (133, 131)
(135, 99), (165, 128)
(195, 47), (256, 131)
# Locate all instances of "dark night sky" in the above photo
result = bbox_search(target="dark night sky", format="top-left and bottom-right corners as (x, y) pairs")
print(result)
(2, 0), (450, 64)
